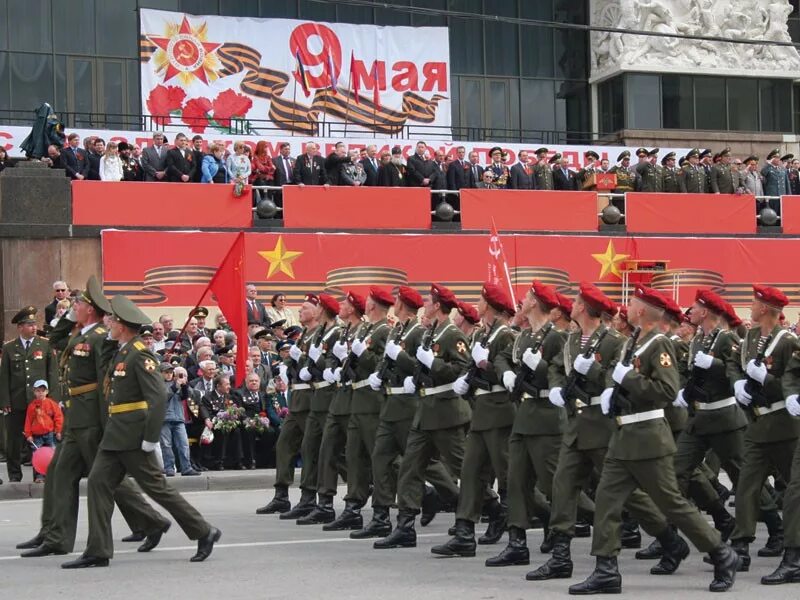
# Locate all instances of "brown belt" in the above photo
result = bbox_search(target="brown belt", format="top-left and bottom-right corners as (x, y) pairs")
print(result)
(69, 382), (98, 396)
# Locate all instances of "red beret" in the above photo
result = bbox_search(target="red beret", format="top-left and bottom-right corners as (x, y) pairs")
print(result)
(431, 283), (458, 311)
(398, 285), (423, 310)
(457, 301), (480, 325)
(723, 301), (742, 327)
(633, 285), (673, 312)
(318, 293), (340, 316)
(530, 280), (559, 311)
(578, 282), (614, 315)
(753, 284), (789, 309)
(482, 282), (514, 315)
(556, 293), (573, 316)
(304, 293), (319, 306)
(694, 289), (726, 315)
(662, 295), (684, 323)
(369, 285), (395, 308)
(345, 290), (366, 315)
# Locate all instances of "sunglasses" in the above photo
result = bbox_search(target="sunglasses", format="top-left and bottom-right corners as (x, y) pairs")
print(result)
(55, 289), (67, 292)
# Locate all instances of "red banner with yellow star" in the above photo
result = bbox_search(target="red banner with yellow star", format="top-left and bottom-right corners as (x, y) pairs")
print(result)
(101, 230), (800, 315)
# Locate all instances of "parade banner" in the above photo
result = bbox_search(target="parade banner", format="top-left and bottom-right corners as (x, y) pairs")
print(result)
(460, 190), (598, 231)
(139, 9), (450, 136)
(101, 231), (800, 314)
(625, 193), (757, 234)
(779, 195), (800, 234)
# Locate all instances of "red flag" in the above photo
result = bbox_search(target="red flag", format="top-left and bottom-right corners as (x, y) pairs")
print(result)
(208, 232), (248, 387)
(488, 218), (515, 305)
(350, 51), (360, 104)
(371, 61), (380, 107)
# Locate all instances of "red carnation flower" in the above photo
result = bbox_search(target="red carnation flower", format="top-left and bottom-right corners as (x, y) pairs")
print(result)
(181, 97), (213, 133)
(212, 89), (253, 128)
(146, 85), (187, 126)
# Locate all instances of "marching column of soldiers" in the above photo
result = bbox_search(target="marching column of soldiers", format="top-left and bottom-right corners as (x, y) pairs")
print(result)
(251, 280), (800, 593)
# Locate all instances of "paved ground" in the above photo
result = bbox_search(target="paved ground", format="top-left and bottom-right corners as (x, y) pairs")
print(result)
(0, 486), (793, 600)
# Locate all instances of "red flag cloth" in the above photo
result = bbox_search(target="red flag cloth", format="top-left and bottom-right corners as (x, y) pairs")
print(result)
(208, 232), (248, 387)
(350, 51), (360, 104)
(488, 219), (515, 307)
(371, 61), (380, 107)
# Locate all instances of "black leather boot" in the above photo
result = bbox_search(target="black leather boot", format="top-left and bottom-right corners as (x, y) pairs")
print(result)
(478, 497), (507, 545)
(731, 539), (751, 571)
(650, 527), (690, 575)
(16, 534), (45, 550)
(431, 519), (477, 557)
(620, 517), (641, 549)
(374, 511), (417, 549)
(574, 519), (592, 538)
(323, 501), (363, 531)
(420, 485), (441, 527)
(527, 532), (574, 580)
(296, 495), (335, 525)
(350, 506), (392, 539)
(485, 526), (529, 567)
(708, 543), (739, 592)
(568, 556), (621, 594)
(709, 503), (735, 542)
(711, 478), (731, 504)
(761, 547), (800, 585)
(279, 489), (316, 520)
(758, 510), (784, 557)
(635, 538), (663, 560)
(256, 485), (290, 515)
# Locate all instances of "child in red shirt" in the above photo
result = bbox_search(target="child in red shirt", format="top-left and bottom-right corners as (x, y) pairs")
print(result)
(24, 380), (63, 483)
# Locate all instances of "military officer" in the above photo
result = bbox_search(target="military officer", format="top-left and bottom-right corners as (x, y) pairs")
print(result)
(710, 148), (736, 194)
(610, 151), (634, 210)
(0, 307), (57, 482)
(568, 285), (739, 594)
(62, 295), (221, 568)
(636, 148), (663, 192)
(679, 149), (707, 193)
(18, 277), (169, 558)
(700, 149), (714, 192)
(374, 283), (471, 549)
(455, 301), (480, 343)
(661, 152), (681, 193)
(576, 151), (599, 191)
(533, 147), (554, 191)
(762, 149), (791, 214)
(727, 285), (800, 569)
(486, 146), (510, 189)
(256, 295), (319, 516)
(431, 283), (516, 557)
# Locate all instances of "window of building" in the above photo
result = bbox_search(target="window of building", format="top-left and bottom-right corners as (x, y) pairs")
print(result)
(760, 79), (792, 132)
(694, 77), (727, 130)
(521, 79), (556, 134)
(626, 73), (660, 129)
(97, 0), (138, 57)
(598, 76), (623, 133)
(259, 0), (298, 18)
(10, 53), (54, 110)
(662, 75), (694, 129)
(299, 0), (336, 21)
(0, 0), (7, 51)
(220, 0), (258, 16)
(336, 4), (374, 24)
(9, 0), (51, 53)
(484, 2), (519, 76)
(412, 0), (447, 26)
(180, 0), (219, 14)
(0, 52), (9, 112)
(449, 0), (483, 75)
(520, 26), (554, 78)
(727, 78), (759, 131)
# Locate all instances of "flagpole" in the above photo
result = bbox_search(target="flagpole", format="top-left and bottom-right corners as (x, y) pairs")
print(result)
(492, 217), (515, 303)
(344, 51), (354, 139)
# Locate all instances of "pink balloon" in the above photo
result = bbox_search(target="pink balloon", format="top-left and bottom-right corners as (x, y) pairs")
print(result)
(32, 446), (55, 474)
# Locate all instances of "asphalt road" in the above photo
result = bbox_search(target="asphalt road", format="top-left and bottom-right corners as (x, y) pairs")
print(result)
(0, 487), (794, 600)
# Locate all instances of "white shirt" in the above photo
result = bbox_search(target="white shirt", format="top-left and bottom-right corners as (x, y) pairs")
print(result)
(99, 155), (124, 181)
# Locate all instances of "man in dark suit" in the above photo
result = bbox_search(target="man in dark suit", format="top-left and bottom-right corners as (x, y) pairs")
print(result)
(62, 133), (89, 180)
(86, 138), (105, 181)
(293, 142), (328, 186)
(406, 141), (436, 187)
(44, 280), (70, 327)
(245, 284), (270, 326)
(446, 146), (475, 190)
(360, 144), (380, 186)
(509, 150), (534, 190)
(191, 136), (204, 183)
(378, 147), (406, 187)
(165, 133), (196, 182)
(272, 142), (294, 207)
(467, 151), (483, 188)
(552, 154), (576, 190)
(325, 141), (349, 186)
(140, 132), (169, 182)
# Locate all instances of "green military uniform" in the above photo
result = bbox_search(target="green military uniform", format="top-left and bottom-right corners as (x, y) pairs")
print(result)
(710, 163), (735, 194)
(610, 165), (635, 194)
(0, 308), (57, 482)
(635, 161), (663, 192)
(662, 166), (681, 193)
(576, 166), (596, 191)
(779, 355), (800, 559)
(728, 325), (800, 549)
(680, 163), (707, 193)
(533, 161), (554, 191)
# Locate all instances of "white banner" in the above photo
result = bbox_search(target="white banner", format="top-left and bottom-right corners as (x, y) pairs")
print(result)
(0, 124), (692, 170)
(139, 9), (451, 138)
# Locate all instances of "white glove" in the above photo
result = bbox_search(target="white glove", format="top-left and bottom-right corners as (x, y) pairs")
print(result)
(612, 362), (633, 385)
(673, 389), (688, 408)
(403, 375), (416, 395)
(289, 344), (302, 362)
(308, 344), (322, 362)
(734, 379), (752, 406)
(746, 359), (768, 384)
(453, 375), (470, 396)
(693, 351), (714, 370)
(278, 364), (289, 385)
(333, 341), (348, 362)
(549, 387), (565, 407)
(416, 346), (435, 369)
(141, 440), (158, 453)
(299, 367), (312, 382)
(786, 394), (800, 417)
(153, 443), (164, 470)
(368, 372), (383, 391)
(333, 367), (342, 383)
(323, 367), (336, 384)
(573, 354), (595, 376)
(471, 343), (489, 365)
(600, 388), (614, 415)
(385, 340), (402, 361)
(502, 371), (516, 392)
(351, 338), (367, 357)
(522, 348), (542, 371)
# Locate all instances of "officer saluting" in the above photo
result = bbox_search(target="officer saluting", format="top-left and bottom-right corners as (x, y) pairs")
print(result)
(533, 147), (554, 191)
(762, 149), (791, 214)
(62, 295), (221, 568)
(661, 152), (681, 193)
(680, 149), (707, 193)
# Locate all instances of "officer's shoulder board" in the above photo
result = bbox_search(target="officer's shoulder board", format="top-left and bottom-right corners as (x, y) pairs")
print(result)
(95, 326), (106, 335)
(133, 340), (146, 351)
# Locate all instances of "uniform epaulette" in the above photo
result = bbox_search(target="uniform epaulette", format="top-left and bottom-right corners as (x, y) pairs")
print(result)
(133, 340), (146, 351)
(95, 326), (106, 334)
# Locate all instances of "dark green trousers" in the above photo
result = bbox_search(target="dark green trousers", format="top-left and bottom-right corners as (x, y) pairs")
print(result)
(730, 437), (797, 542)
(591, 454), (722, 557)
(36, 442), (62, 537)
(45, 427), (166, 552)
(783, 439), (800, 547)
(274, 411), (308, 489)
(86, 448), (209, 559)
(299, 410), (327, 493)
(372, 418), (458, 508)
(456, 426), (511, 523)
(316, 412), (349, 497)
(397, 425), (465, 513)
(343, 413), (379, 506)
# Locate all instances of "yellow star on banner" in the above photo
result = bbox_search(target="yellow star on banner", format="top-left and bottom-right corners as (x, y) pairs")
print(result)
(258, 236), (303, 279)
(592, 240), (629, 280)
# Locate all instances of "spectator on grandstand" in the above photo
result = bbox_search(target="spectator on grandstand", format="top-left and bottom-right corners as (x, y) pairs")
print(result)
(293, 142), (328, 186)
(159, 314), (175, 336)
(191, 135), (204, 182)
(166, 133), (196, 183)
(325, 141), (349, 185)
(477, 170), (497, 189)
(360, 144), (380, 186)
(340, 148), (367, 186)
(86, 137), (105, 180)
(273, 142), (294, 187)
(406, 141), (436, 187)
(44, 280), (70, 326)
(431, 150), (447, 189)
(266, 293), (297, 328)
(377, 146), (405, 186)
(82, 136), (96, 152)
(250, 141), (275, 202)
(41, 145), (63, 171)
(151, 321), (167, 353)
(62, 133), (89, 180)
(99, 141), (124, 182)
(447, 146), (475, 190)
(201, 144), (229, 183)
(141, 132), (168, 181)
(118, 142), (143, 181)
